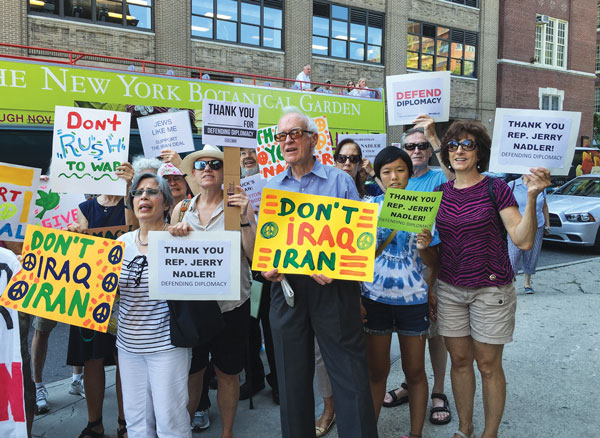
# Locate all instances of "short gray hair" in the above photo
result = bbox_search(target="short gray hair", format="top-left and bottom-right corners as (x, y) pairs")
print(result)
(132, 155), (163, 175)
(280, 106), (318, 134)
(127, 173), (174, 219)
(400, 127), (425, 147)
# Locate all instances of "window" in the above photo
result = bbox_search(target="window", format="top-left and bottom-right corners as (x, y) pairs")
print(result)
(407, 20), (477, 77)
(597, 3), (600, 29)
(595, 87), (600, 113)
(534, 16), (567, 68)
(312, 2), (384, 64)
(596, 45), (600, 72)
(447, 0), (478, 7)
(28, 0), (153, 30)
(191, 0), (283, 50)
(538, 87), (563, 111)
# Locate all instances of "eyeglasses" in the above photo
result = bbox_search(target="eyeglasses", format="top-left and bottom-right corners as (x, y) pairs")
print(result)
(274, 128), (313, 142)
(403, 142), (431, 151)
(193, 160), (223, 171)
(335, 154), (361, 164)
(445, 139), (477, 152)
(130, 188), (161, 197)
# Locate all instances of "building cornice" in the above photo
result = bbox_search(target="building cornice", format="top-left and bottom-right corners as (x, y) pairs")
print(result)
(497, 59), (595, 78)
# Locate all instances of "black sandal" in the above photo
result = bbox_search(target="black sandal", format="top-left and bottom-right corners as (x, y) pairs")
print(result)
(429, 392), (452, 425)
(382, 382), (409, 408)
(117, 417), (127, 438)
(78, 417), (104, 438)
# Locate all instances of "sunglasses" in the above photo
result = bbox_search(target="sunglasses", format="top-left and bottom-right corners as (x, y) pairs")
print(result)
(404, 142), (431, 151)
(194, 160), (223, 171)
(445, 139), (477, 152)
(335, 154), (361, 164)
(130, 188), (161, 197)
(274, 128), (313, 142)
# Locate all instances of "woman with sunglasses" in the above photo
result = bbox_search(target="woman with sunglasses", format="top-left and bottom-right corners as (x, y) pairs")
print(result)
(334, 138), (371, 198)
(362, 147), (439, 438)
(434, 120), (550, 438)
(169, 145), (255, 438)
(116, 172), (195, 438)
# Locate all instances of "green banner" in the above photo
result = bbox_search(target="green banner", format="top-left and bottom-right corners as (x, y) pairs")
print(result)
(0, 58), (385, 133)
(377, 189), (442, 233)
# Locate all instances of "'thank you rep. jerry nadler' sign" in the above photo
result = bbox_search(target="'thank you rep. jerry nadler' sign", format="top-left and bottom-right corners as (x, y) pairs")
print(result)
(201, 99), (259, 148)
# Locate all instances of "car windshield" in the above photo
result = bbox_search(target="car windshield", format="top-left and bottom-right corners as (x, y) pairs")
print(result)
(554, 178), (600, 197)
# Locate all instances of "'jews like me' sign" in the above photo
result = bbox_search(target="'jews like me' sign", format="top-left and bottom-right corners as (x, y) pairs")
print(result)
(51, 106), (131, 196)
(252, 189), (378, 282)
(1, 226), (125, 333)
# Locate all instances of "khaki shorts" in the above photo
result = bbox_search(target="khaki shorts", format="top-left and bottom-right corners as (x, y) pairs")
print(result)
(436, 280), (516, 345)
(32, 316), (57, 332)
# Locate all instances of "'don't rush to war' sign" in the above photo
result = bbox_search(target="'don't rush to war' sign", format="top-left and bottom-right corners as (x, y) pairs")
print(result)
(252, 189), (378, 281)
(256, 116), (334, 179)
(50, 106), (131, 196)
(1, 226), (125, 333)
(377, 189), (443, 233)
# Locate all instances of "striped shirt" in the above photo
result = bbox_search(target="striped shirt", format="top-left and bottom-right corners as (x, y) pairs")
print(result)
(435, 176), (517, 288)
(116, 231), (173, 354)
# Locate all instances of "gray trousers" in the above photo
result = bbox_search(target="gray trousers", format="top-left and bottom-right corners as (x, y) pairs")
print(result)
(270, 275), (378, 438)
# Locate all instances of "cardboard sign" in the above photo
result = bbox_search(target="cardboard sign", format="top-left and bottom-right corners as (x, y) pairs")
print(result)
(386, 71), (450, 126)
(0, 255), (27, 438)
(50, 106), (131, 196)
(252, 188), (378, 281)
(138, 110), (195, 157)
(337, 134), (387, 162)
(85, 225), (134, 240)
(489, 108), (581, 176)
(0, 226), (125, 333)
(377, 189), (442, 233)
(147, 231), (241, 300)
(241, 173), (267, 213)
(33, 179), (85, 230)
(0, 163), (41, 242)
(256, 116), (334, 179)
(201, 99), (258, 148)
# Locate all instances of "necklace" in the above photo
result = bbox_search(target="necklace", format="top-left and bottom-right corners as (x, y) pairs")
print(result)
(136, 223), (167, 247)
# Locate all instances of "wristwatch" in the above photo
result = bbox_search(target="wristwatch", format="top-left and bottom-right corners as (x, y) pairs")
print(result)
(433, 147), (442, 154)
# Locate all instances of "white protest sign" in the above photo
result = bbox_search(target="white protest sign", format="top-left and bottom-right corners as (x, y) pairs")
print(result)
(489, 108), (581, 176)
(201, 99), (259, 148)
(337, 134), (387, 163)
(138, 110), (195, 158)
(148, 231), (241, 300)
(0, 253), (27, 438)
(241, 173), (267, 213)
(51, 106), (130, 196)
(0, 163), (41, 242)
(33, 179), (85, 230)
(386, 71), (450, 126)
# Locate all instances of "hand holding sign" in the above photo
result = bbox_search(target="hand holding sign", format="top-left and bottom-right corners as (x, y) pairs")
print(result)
(416, 228), (433, 250)
(523, 167), (551, 197)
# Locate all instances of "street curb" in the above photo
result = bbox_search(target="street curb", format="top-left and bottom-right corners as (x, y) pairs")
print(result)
(522, 256), (600, 273)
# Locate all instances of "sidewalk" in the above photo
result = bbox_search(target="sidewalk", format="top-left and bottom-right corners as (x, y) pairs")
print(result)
(33, 257), (600, 438)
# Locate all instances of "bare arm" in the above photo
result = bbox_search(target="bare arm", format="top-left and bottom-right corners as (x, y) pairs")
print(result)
(229, 185), (256, 261)
(160, 148), (200, 195)
(542, 198), (550, 229)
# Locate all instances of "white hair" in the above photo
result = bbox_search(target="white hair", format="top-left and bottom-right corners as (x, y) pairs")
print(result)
(132, 155), (163, 175)
(280, 106), (318, 133)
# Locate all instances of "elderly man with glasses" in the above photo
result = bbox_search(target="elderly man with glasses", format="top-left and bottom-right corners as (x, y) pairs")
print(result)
(261, 107), (378, 438)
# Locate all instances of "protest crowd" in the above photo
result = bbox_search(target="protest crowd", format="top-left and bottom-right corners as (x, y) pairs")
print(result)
(0, 70), (553, 438)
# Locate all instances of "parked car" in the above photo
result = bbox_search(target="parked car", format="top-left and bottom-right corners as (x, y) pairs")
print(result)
(544, 175), (600, 251)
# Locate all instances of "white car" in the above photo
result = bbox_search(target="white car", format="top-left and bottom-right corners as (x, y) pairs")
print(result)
(544, 175), (600, 251)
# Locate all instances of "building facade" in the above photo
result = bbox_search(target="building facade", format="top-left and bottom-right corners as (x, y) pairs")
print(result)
(1, 0), (499, 142)
(497, 0), (596, 143)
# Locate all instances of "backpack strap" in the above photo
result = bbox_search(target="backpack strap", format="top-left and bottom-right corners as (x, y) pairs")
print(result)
(488, 177), (508, 242)
(178, 198), (192, 223)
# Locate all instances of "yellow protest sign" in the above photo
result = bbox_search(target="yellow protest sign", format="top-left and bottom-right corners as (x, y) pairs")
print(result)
(252, 189), (378, 281)
(0, 225), (124, 333)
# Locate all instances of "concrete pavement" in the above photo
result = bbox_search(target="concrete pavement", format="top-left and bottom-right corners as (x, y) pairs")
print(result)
(32, 257), (600, 438)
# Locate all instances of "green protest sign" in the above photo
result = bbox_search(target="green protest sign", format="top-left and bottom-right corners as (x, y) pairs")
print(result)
(377, 189), (442, 233)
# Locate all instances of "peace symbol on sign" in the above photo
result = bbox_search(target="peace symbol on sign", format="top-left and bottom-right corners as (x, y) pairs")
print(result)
(92, 303), (111, 323)
(102, 273), (119, 293)
(108, 246), (123, 265)
(22, 254), (37, 271)
(7, 281), (29, 301)
(260, 222), (279, 239)
(357, 232), (375, 250)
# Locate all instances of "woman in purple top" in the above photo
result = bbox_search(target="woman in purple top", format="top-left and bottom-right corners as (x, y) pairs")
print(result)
(434, 120), (550, 438)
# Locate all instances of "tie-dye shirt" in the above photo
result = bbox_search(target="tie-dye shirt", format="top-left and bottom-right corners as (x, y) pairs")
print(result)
(361, 194), (441, 305)
(435, 176), (517, 288)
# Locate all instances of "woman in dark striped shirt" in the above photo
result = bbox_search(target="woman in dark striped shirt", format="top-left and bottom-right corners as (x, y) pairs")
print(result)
(433, 120), (550, 438)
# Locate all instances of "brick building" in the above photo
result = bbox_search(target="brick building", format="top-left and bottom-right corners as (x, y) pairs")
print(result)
(497, 0), (596, 142)
(1, 0), (499, 143)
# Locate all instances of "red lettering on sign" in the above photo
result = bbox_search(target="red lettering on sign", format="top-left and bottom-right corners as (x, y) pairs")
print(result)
(0, 362), (25, 422)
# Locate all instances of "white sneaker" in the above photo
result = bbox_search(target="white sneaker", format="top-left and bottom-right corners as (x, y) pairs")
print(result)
(69, 379), (86, 398)
(191, 409), (210, 431)
(36, 386), (49, 414)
